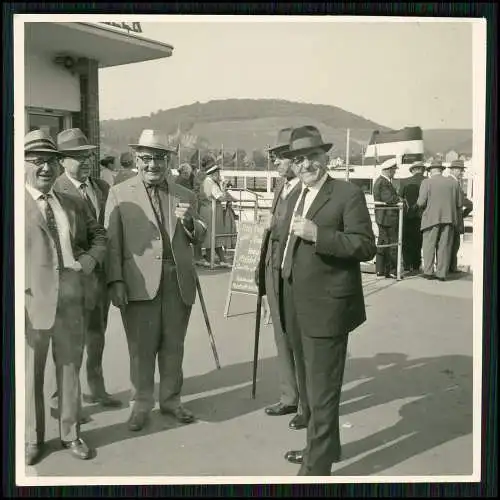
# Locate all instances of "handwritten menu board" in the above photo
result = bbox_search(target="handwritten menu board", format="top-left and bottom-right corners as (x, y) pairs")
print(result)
(229, 221), (267, 295)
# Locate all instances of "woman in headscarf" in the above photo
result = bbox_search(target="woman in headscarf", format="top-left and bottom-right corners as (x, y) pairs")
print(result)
(198, 155), (235, 267)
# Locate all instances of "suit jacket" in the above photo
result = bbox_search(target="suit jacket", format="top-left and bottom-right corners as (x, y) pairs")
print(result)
(286, 177), (377, 338)
(373, 176), (400, 227)
(104, 175), (207, 305)
(448, 177), (473, 234)
(417, 174), (462, 231)
(25, 190), (108, 330)
(399, 173), (426, 219)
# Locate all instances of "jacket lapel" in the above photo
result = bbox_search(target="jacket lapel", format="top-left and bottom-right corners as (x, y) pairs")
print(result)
(133, 177), (160, 232)
(54, 192), (76, 239)
(89, 177), (105, 215)
(25, 190), (50, 236)
(271, 179), (285, 213)
(305, 177), (334, 220)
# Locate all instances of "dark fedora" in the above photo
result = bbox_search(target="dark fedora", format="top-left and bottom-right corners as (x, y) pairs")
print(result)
(409, 160), (425, 172)
(57, 128), (97, 153)
(282, 125), (332, 159)
(24, 129), (60, 155)
(268, 127), (293, 153)
(449, 159), (466, 169)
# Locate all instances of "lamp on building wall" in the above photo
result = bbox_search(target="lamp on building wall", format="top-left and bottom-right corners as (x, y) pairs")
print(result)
(53, 55), (89, 76)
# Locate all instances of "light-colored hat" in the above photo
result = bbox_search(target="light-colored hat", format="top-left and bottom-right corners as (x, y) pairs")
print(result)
(57, 128), (97, 152)
(129, 129), (177, 153)
(449, 159), (466, 169)
(380, 157), (398, 170)
(24, 129), (61, 155)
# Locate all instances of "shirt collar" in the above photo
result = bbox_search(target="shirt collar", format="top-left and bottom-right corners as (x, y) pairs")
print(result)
(285, 177), (299, 188)
(65, 171), (89, 189)
(26, 183), (55, 201)
(381, 174), (392, 183)
(301, 172), (328, 193)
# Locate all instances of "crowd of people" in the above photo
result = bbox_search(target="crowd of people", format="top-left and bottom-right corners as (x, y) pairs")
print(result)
(23, 122), (472, 476)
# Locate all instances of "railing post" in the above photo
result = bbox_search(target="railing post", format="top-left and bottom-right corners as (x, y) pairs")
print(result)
(210, 197), (216, 269)
(397, 202), (404, 281)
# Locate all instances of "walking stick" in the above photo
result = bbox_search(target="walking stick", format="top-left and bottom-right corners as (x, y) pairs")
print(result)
(195, 273), (221, 370)
(251, 293), (263, 399)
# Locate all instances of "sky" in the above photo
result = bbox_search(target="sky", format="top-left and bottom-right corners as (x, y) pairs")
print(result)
(98, 18), (474, 130)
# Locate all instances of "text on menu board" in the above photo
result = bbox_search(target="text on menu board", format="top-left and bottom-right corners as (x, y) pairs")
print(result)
(102, 22), (143, 34)
(229, 221), (267, 295)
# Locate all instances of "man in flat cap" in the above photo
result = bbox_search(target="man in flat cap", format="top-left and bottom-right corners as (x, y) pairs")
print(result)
(447, 159), (473, 274)
(398, 161), (427, 273)
(417, 160), (462, 281)
(279, 125), (376, 475)
(53, 128), (121, 409)
(372, 158), (402, 279)
(256, 128), (303, 428)
(24, 129), (107, 465)
(104, 129), (207, 431)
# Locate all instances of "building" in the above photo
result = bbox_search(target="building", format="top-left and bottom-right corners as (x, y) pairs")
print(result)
(24, 21), (173, 175)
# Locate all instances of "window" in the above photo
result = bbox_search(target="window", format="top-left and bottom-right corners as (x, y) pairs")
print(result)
(27, 109), (71, 140)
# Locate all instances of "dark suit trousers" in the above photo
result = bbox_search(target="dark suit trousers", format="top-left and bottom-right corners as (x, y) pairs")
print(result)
(376, 224), (398, 275)
(85, 271), (111, 397)
(121, 261), (192, 413)
(422, 223), (453, 278)
(265, 262), (298, 407)
(402, 216), (423, 270)
(25, 269), (85, 444)
(449, 228), (461, 272)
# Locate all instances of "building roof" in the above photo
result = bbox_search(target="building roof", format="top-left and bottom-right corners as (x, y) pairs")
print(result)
(24, 22), (173, 68)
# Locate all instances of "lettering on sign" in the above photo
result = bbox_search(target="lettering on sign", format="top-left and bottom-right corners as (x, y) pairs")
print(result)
(102, 22), (143, 34)
(228, 221), (267, 296)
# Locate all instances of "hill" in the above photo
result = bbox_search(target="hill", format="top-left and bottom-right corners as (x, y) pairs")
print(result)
(100, 99), (472, 163)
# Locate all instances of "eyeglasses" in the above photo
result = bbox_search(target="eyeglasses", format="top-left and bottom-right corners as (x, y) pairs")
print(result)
(25, 156), (60, 167)
(292, 151), (323, 165)
(138, 154), (168, 163)
(269, 153), (285, 162)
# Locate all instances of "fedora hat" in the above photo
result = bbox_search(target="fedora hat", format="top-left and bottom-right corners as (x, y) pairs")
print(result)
(57, 128), (97, 152)
(268, 127), (293, 153)
(426, 159), (445, 170)
(24, 129), (60, 155)
(449, 159), (466, 169)
(282, 126), (332, 159)
(409, 160), (425, 171)
(129, 129), (177, 153)
(380, 157), (399, 170)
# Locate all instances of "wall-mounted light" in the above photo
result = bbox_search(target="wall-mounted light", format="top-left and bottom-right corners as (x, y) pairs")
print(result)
(53, 55), (89, 76)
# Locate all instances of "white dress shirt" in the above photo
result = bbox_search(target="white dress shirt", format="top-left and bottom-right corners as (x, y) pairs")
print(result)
(66, 173), (100, 217)
(281, 177), (300, 200)
(281, 172), (329, 269)
(26, 184), (78, 268)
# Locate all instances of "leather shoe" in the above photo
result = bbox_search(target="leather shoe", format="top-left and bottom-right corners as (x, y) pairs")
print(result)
(285, 449), (305, 464)
(84, 393), (122, 408)
(128, 411), (149, 431)
(161, 406), (195, 424)
(25, 443), (44, 466)
(265, 402), (298, 416)
(61, 438), (91, 460)
(289, 414), (308, 430)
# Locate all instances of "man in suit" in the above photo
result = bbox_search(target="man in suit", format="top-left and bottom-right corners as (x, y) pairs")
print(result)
(24, 129), (107, 465)
(53, 128), (121, 408)
(447, 159), (473, 274)
(255, 128), (303, 429)
(279, 126), (377, 475)
(417, 159), (462, 281)
(398, 161), (426, 273)
(372, 158), (402, 279)
(104, 129), (207, 432)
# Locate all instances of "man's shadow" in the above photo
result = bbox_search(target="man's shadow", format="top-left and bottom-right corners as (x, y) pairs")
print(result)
(332, 352), (473, 475)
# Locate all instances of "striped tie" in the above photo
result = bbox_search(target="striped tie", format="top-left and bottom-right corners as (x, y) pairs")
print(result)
(40, 194), (64, 270)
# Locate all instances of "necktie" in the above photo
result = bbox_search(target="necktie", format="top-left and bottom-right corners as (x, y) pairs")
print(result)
(281, 181), (291, 199)
(40, 194), (64, 270)
(147, 184), (174, 261)
(282, 187), (309, 280)
(80, 182), (97, 219)
(147, 185), (164, 226)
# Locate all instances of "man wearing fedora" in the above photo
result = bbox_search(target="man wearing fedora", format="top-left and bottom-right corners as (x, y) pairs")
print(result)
(104, 129), (207, 431)
(53, 128), (122, 409)
(398, 161), (427, 273)
(373, 157), (402, 279)
(278, 125), (376, 475)
(417, 159), (462, 281)
(255, 127), (303, 427)
(24, 129), (107, 465)
(448, 159), (473, 274)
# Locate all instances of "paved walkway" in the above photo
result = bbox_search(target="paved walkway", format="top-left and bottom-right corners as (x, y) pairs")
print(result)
(25, 270), (475, 480)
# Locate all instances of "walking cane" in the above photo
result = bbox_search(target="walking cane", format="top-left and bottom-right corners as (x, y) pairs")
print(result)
(251, 293), (263, 399)
(195, 273), (221, 370)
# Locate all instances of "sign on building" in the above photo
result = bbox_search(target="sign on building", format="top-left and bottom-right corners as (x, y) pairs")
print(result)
(102, 22), (142, 34)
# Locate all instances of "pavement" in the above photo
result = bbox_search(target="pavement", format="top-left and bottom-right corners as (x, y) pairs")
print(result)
(23, 269), (474, 480)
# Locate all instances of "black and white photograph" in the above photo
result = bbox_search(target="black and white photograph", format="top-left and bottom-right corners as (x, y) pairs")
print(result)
(14, 14), (487, 485)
